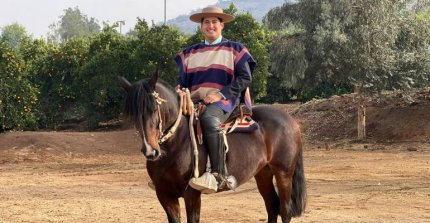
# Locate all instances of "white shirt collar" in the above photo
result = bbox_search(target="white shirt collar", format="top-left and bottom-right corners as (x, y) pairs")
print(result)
(205, 36), (223, 45)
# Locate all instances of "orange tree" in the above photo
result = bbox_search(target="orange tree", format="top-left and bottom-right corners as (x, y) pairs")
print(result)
(131, 19), (187, 85)
(0, 41), (38, 131)
(75, 25), (135, 129)
(30, 38), (89, 129)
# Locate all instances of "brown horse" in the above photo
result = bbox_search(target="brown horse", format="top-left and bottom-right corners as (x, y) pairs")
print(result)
(119, 71), (307, 223)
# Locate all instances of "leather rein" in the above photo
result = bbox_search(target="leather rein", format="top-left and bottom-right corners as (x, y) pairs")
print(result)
(152, 91), (182, 144)
(152, 89), (200, 178)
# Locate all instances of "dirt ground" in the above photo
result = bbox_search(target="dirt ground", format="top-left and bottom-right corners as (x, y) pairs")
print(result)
(1, 88), (430, 222)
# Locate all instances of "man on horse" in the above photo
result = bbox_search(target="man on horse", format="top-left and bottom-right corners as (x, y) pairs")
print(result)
(174, 6), (256, 193)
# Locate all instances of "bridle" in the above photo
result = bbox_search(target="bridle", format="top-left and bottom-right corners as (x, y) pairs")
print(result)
(152, 89), (200, 178)
(152, 91), (183, 144)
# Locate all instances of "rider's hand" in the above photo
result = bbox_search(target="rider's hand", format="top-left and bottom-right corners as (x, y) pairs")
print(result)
(175, 85), (182, 94)
(203, 92), (223, 104)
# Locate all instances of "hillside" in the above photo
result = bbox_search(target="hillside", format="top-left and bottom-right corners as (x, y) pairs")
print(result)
(273, 87), (430, 144)
(166, 0), (288, 34)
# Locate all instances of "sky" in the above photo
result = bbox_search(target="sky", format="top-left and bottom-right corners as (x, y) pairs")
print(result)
(0, 0), (219, 38)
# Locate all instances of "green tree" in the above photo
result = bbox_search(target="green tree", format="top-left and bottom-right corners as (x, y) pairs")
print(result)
(0, 41), (38, 131)
(265, 0), (430, 101)
(29, 38), (89, 129)
(49, 7), (100, 42)
(393, 6), (430, 89)
(76, 25), (134, 129)
(0, 23), (31, 52)
(132, 23), (187, 85)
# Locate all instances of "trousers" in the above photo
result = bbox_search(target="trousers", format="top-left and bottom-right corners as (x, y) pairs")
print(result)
(200, 103), (234, 175)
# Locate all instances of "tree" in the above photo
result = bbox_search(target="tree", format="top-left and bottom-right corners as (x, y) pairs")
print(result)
(132, 23), (187, 85)
(265, 0), (430, 101)
(23, 37), (90, 129)
(393, 5), (430, 89)
(0, 23), (31, 52)
(48, 7), (100, 42)
(76, 25), (134, 129)
(0, 41), (38, 131)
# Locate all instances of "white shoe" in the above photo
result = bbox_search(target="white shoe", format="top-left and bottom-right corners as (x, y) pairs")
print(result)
(189, 172), (218, 194)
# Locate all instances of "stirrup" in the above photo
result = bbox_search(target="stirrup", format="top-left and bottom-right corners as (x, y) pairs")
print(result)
(214, 173), (238, 191)
(188, 172), (218, 194)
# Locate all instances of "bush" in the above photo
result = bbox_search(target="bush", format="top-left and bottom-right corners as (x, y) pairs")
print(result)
(0, 42), (39, 131)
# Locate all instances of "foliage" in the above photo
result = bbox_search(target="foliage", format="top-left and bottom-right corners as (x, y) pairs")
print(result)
(131, 22), (187, 85)
(0, 41), (38, 131)
(76, 25), (133, 129)
(265, 0), (430, 101)
(74, 22), (187, 129)
(393, 6), (430, 89)
(48, 7), (100, 42)
(29, 38), (89, 129)
(0, 23), (31, 52)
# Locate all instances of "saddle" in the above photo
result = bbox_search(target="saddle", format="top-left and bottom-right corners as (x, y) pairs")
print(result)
(194, 103), (259, 144)
(220, 103), (258, 133)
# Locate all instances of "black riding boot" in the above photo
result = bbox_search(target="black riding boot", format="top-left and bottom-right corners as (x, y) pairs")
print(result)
(202, 115), (237, 191)
(205, 130), (237, 190)
(204, 131), (224, 175)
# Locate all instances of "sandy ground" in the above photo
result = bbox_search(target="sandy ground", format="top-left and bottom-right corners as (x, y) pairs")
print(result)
(0, 130), (429, 223)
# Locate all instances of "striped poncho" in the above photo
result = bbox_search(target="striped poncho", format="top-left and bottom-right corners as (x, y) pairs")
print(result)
(175, 40), (256, 112)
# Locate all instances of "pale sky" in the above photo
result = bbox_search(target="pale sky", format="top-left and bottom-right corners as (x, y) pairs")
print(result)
(0, 0), (219, 38)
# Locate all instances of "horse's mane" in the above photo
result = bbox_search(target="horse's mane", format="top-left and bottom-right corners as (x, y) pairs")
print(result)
(123, 78), (174, 125)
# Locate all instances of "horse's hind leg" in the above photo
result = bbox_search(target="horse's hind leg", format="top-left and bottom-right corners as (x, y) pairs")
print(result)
(157, 194), (181, 223)
(255, 166), (280, 223)
(273, 170), (293, 223)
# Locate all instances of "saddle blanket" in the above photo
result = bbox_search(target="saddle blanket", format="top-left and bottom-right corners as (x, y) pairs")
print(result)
(220, 117), (259, 133)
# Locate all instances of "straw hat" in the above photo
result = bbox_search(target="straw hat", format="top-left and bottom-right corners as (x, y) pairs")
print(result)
(189, 6), (235, 23)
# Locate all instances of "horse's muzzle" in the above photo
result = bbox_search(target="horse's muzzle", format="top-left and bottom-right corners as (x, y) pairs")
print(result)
(141, 147), (160, 161)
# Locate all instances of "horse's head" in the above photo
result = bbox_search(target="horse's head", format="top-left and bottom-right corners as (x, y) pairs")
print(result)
(119, 70), (166, 161)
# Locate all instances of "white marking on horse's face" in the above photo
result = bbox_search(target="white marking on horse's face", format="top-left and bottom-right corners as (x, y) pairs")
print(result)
(136, 125), (161, 160)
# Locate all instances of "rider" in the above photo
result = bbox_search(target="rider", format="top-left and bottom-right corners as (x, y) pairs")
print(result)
(174, 6), (256, 193)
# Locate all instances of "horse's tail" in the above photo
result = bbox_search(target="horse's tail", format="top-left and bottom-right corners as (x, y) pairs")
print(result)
(289, 148), (307, 217)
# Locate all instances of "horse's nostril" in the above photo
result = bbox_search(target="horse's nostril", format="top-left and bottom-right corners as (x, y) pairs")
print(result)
(141, 147), (160, 160)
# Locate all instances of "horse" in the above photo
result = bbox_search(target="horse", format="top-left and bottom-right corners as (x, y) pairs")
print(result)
(118, 71), (307, 223)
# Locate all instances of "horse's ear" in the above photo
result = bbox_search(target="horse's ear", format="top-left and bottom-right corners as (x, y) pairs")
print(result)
(118, 76), (131, 92)
(149, 68), (159, 89)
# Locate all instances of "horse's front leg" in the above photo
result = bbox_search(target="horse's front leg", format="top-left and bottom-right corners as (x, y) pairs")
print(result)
(183, 189), (202, 223)
(157, 193), (181, 223)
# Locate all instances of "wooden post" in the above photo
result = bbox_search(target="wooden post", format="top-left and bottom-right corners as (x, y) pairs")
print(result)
(357, 103), (366, 140)
(355, 83), (366, 140)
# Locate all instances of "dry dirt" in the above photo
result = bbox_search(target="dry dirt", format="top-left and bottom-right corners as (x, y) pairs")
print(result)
(1, 88), (430, 223)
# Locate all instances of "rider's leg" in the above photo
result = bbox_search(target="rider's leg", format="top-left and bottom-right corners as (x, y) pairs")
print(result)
(200, 104), (228, 174)
(200, 104), (237, 190)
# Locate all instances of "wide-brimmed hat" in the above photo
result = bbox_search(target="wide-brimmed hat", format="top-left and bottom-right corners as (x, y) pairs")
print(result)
(189, 6), (235, 23)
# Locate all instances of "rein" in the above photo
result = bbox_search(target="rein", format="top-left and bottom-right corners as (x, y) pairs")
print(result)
(152, 89), (200, 178)
(152, 91), (181, 144)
